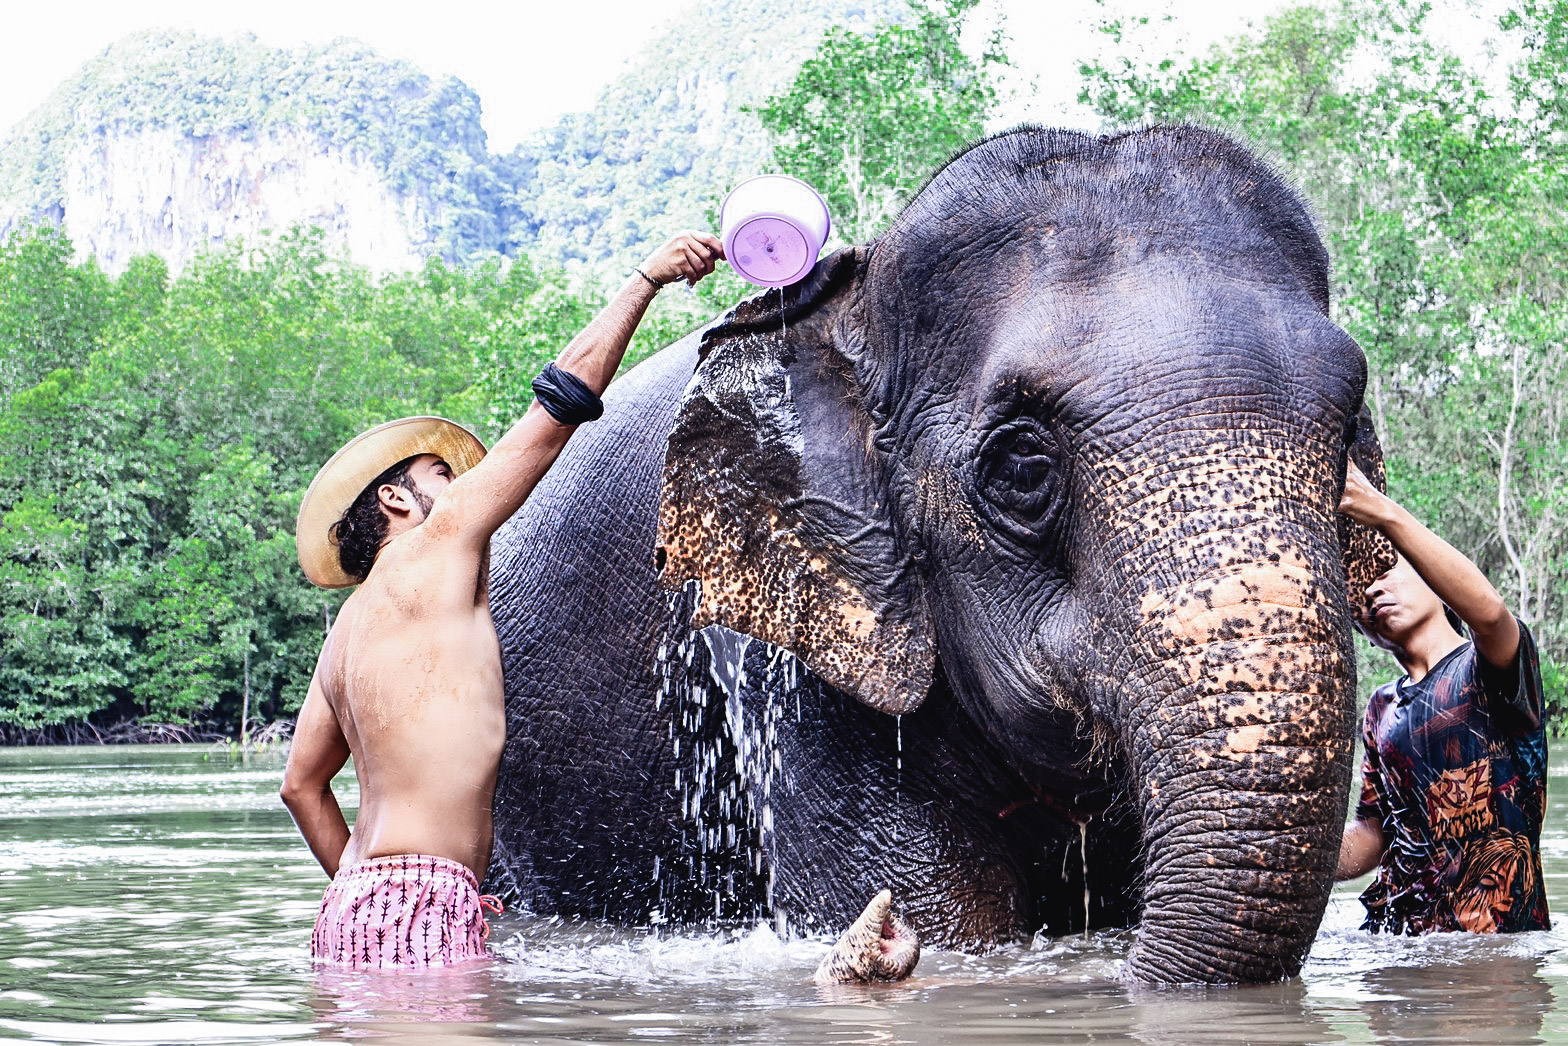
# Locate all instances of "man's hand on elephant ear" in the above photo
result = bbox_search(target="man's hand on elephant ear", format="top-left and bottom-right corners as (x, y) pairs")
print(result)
(813, 890), (920, 984)
(1338, 462), (1395, 530)
(1339, 408), (1398, 609)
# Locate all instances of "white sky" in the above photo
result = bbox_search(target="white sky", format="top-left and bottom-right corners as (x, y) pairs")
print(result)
(0, 0), (1519, 151)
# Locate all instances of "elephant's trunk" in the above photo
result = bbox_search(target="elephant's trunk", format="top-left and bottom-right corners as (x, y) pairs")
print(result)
(1103, 453), (1356, 984)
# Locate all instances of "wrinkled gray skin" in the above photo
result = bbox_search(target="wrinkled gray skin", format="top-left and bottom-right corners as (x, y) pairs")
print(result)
(486, 126), (1395, 985)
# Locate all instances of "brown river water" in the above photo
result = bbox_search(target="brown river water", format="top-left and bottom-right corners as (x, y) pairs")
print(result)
(1, 742), (1566, 1045)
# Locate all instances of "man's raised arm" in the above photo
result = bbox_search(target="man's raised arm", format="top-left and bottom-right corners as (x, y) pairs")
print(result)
(434, 231), (725, 545)
(1339, 462), (1520, 668)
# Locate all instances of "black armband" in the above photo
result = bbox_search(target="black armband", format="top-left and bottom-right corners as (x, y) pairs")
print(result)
(532, 363), (605, 425)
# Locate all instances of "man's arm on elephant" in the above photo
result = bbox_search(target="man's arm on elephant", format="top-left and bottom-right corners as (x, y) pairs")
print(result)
(280, 677), (353, 879)
(1338, 462), (1519, 669)
(1336, 817), (1385, 881)
(429, 231), (725, 547)
(1336, 711), (1387, 882)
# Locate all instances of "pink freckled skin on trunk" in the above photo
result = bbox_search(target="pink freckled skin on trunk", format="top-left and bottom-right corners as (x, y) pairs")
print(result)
(1224, 723), (1267, 756)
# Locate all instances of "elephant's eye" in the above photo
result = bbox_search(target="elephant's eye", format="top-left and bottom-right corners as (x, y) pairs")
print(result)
(978, 423), (1064, 536)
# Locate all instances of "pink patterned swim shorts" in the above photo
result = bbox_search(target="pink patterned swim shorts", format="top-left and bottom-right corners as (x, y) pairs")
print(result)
(311, 854), (503, 969)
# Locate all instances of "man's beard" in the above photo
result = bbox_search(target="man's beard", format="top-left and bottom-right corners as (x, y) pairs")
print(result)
(405, 483), (434, 517)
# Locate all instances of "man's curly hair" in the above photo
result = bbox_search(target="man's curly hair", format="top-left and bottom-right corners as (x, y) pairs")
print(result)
(329, 455), (423, 583)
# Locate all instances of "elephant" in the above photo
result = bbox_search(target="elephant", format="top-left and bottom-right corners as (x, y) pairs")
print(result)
(484, 124), (1396, 985)
(814, 889), (921, 984)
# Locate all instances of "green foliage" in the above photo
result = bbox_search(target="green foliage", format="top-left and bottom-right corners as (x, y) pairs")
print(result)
(0, 490), (128, 728)
(1543, 656), (1568, 735)
(0, 225), (678, 737)
(130, 444), (304, 724)
(1080, 0), (1568, 713)
(1502, 0), (1568, 136)
(755, 0), (1005, 242)
(0, 228), (112, 399)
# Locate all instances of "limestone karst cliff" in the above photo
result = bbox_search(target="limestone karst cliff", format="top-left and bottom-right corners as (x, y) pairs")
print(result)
(0, 31), (508, 275)
(56, 129), (441, 275)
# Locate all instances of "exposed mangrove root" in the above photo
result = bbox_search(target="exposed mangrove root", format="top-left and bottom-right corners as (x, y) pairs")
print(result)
(0, 718), (249, 747)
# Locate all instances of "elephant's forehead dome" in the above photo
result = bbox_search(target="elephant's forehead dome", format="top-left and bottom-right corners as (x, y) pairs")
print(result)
(908, 125), (1295, 217)
(888, 125), (1327, 311)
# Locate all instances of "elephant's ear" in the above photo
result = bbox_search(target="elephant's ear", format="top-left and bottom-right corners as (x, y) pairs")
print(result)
(1340, 407), (1398, 605)
(656, 248), (935, 715)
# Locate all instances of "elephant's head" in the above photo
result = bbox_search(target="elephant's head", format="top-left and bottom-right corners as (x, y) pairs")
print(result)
(656, 126), (1395, 984)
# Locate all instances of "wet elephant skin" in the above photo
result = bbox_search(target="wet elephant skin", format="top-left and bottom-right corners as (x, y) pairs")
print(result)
(486, 125), (1395, 985)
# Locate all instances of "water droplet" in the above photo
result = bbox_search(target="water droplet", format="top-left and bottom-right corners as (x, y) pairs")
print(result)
(1079, 818), (1091, 937)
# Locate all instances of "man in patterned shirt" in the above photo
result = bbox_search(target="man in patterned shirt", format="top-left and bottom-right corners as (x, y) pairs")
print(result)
(1335, 462), (1549, 934)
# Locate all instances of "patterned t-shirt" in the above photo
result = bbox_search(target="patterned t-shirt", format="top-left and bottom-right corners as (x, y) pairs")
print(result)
(1354, 621), (1550, 934)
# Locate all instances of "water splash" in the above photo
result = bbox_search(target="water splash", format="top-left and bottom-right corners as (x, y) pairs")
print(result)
(654, 586), (806, 931)
(894, 714), (903, 847)
(1078, 818), (1091, 937)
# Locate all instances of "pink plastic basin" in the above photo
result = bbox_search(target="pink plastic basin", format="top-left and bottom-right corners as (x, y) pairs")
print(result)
(720, 175), (832, 288)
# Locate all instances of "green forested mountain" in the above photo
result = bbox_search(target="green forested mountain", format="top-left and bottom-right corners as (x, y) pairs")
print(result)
(506, 0), (907, 269)
(0, 0), (906, 279)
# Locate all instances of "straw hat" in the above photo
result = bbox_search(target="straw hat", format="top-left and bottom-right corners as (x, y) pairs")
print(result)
(296, 416), (487, 588)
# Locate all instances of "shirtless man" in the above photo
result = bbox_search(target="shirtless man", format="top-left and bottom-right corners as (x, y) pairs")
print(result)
(281, 231), (725, 968)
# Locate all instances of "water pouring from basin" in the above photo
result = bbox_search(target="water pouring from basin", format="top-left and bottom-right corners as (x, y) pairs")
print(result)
(720, 175), (832, 288)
